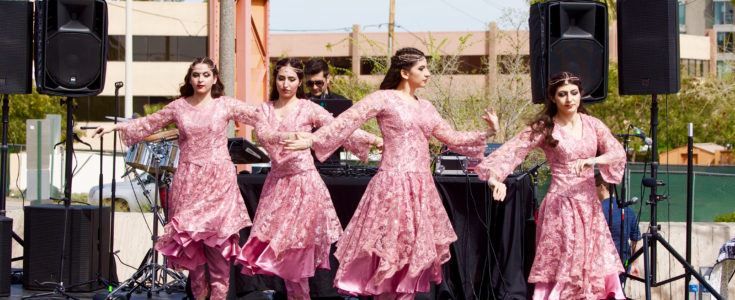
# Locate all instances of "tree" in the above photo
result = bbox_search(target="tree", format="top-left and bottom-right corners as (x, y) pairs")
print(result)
(589, 63), (735, 155)
(6, 89), (66, 146)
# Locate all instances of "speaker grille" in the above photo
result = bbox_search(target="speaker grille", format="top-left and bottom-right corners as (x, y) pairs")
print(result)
(35, 0), (108, 96)
(23, 205), (114, 292)
(617, 0), (680, 95)
(46, 32), (103, 89)
(529, 1), (608, 104)
(549, 39), (605, 98)
(0, 1), (32, 94)
(0, 217), (12, 297)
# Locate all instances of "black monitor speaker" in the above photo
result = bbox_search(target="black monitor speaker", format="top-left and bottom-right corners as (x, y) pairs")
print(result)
(530, 0), (608, 103)
(35, 0), (109, 96)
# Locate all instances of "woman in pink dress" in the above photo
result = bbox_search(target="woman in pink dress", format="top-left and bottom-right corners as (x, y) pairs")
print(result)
(286, 47), (499, 299)
(475, 72), (627, 300)
(236, 58), (382, 299)
(94, 57), (257, 300)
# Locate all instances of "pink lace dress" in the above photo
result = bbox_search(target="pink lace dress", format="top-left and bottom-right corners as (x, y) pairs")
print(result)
(310, 90), (488, 296)
(475, 113), (627, 300)
(118, 97), (257, 271)
(236, 99), (377, 283)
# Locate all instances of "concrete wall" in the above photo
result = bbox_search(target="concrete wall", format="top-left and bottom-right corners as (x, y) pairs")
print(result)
(624, 222), (735, 299)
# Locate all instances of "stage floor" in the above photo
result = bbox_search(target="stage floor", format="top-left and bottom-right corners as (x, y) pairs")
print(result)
(5, 284), (187, 299)
(4, 284), (297, 299)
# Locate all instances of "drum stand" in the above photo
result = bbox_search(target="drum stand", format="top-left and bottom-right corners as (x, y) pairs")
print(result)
(107, 143), (185, 299)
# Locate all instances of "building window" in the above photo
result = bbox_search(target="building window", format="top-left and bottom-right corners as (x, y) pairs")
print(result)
(679, 0), (686, 32)
(717, 32), (735, 53)
(106, 35), (208, 62)
(498, 55), (530, 74)
(714, 0), (734, 25)
(74, 96), (174, 121)
(269, 57), (353, 76)
(717, 60), (734, 78)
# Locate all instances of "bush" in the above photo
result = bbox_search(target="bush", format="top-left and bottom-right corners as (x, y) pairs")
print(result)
(714, 211), (735, 222)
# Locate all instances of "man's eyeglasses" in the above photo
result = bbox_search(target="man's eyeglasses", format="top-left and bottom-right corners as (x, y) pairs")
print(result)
(306, 80), (325, 87)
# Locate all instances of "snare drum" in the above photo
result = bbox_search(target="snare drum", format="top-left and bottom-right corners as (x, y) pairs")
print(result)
(125, 141), (180, 174)
(125, 142), (154, 173)
(157, 142), (179, 173)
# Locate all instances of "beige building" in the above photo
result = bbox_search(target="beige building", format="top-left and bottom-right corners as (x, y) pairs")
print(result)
(659, 143), (733, 165)
(269, 24), (715, 99)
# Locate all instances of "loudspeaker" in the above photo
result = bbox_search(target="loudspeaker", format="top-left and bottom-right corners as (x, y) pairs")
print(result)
(0, 216), (12, 297)
(35, 0), (108, 96)
(23, 205), (115, 292)
(0, 0), (33, 94)
(529, 0), (608, 103)
(617, 0), (680, 95)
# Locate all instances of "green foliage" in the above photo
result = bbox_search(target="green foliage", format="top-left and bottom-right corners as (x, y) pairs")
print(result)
(6, 89), (66, 145)
(590, 63), (735, 154)
(714, 211), (735, 222)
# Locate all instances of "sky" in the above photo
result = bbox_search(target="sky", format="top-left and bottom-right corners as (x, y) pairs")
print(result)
(269, 0), (530, 33)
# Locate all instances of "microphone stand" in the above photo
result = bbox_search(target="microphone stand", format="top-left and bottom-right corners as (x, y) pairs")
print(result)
(110, 81), (123, 286)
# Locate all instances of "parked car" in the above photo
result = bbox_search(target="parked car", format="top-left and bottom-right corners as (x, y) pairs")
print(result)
(88, 172), (156, 212)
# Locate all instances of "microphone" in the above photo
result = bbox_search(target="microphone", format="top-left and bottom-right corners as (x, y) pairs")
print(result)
(642, 177), (665, 188)
(630, 126), (653, 146)
(616, 126), (652, 146)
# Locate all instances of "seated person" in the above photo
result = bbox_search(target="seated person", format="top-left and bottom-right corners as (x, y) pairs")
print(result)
(596, 171), (642, 283)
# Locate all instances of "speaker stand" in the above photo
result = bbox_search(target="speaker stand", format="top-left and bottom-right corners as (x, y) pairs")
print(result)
(0, 95), (22, 237)
(23, 97), (87, 300)
(624, 94), (723, 300)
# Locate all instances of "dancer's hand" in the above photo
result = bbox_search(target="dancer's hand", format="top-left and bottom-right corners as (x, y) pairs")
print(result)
(282, 132), (314, 150)
(92, 124), (117, 138)
(482, 107), (499, 136)
(373, 137), (384, 153)
(488, 178), (506, 201)
(572, 157), (596, 175)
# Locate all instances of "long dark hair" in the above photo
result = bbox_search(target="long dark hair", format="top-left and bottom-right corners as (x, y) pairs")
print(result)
(179, 57), (224, 98)
(269, 57), (306, 101)
(529, 71), (589, 147)
(379, 47), (426, 90)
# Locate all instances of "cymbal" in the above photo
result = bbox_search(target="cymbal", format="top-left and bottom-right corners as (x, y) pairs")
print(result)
(143, 129), (179, 142)
(105, 116), (132, 122)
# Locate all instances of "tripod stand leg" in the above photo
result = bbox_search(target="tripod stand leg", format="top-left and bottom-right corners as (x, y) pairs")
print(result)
(654, 235), (724, 300)
(643, 234), (652, 300)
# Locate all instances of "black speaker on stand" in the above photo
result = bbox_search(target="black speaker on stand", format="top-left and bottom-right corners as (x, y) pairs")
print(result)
(0, 0), (33, 296)
(617, 0), (680, 95)
(616, 0), (721, 299)
(529, 0), (608, 104)
(24, 0), (109, 298)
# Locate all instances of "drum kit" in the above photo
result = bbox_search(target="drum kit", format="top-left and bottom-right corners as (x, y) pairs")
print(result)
(125, 129), (180, 175)
(109, 125), (269, 299)
(108, 128), (186, 299)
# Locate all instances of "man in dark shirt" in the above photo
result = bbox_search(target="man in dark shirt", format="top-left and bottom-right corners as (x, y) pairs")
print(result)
(596, 172), (642, 283)
(304, 58), (348, 100)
